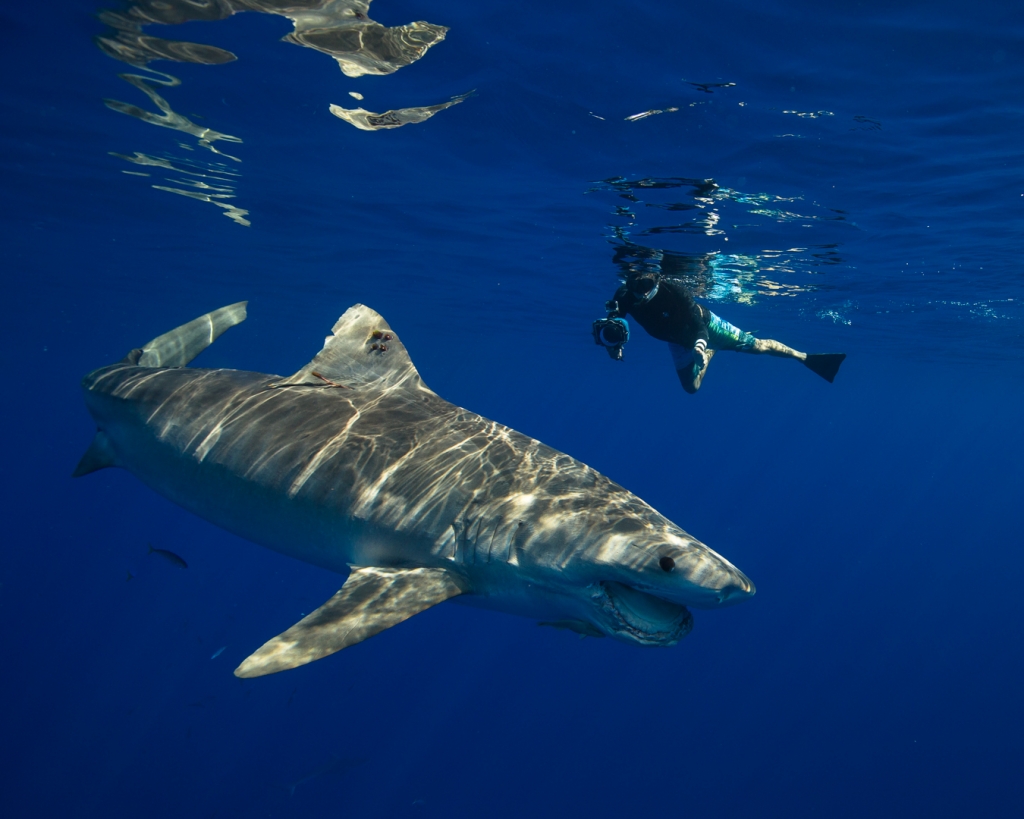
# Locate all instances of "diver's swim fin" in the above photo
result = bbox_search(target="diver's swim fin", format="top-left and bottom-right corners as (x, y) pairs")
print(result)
(803, 353), (846, 383)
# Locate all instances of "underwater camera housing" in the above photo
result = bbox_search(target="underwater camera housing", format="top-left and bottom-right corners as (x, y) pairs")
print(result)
(592, 317), (630, 361)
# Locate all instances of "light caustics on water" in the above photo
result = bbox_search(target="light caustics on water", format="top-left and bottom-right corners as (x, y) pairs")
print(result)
(589, 176), (850, 306)
(96, 0), (467, 224)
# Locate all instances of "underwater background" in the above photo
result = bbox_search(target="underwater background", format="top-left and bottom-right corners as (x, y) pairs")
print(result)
(2, 1), (1022, 816)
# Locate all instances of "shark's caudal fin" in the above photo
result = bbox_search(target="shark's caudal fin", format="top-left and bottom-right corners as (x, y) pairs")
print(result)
(136, 301), (248, 368)
(74, 303), (247, 476)
(234, 567), (463, 678)
(274, 304), (432, 393)
(803, 353), (846, 383)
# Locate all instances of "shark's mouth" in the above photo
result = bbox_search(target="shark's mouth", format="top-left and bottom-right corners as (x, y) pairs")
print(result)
(596, 582), (694, 646)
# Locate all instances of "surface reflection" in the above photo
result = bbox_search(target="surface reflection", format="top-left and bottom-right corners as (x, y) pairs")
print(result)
(96, 1), (460, 225)
(590, 176), (848, 304)
(97, 1), (448, 77)
(111, 150), (250, 226)
(104, 70), (242, 160)
(330, 91), (472, 130)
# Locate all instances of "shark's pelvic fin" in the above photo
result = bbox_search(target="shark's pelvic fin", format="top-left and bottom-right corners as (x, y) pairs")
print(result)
(276, 304), (433, 393)
(137, 301), (248, 368)
(234, 567), (463, 678)
(71, 430), (116, 477)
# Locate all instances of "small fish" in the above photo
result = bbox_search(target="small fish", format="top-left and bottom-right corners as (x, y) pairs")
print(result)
(211, 646), (226, 660)
(126, 570), (135, 582)
(147, 543), (187, 569)
(684, 80), (737, 93)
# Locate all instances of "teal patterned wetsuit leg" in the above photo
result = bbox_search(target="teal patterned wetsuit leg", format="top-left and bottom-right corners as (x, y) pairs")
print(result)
(706, 311), (756, 351)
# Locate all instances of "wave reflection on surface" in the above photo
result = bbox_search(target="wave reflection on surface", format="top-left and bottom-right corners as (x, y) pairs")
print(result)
(96, 1), (448, 77)
(111, 150), (250, 226)
(96, 0), (459, 226)
(591, 176), (852, 306)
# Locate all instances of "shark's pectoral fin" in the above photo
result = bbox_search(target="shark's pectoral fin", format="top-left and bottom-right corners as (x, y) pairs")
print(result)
(234, 567), (463, 678)
(72, 430), (116, 477)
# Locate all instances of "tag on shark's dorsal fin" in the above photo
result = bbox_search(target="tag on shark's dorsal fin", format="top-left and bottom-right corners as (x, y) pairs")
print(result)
(234, 567), (463, 678)
(278, 304), (433, 393)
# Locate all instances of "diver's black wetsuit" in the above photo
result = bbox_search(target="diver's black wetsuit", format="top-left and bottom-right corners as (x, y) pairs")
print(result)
(597, 274), (845, 390)
(608, 278), (710, 348)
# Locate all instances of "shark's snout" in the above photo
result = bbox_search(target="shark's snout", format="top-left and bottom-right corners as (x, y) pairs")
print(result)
(717, 573), (756, 606)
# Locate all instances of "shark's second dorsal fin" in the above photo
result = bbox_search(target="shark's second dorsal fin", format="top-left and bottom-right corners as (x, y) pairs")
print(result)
(281, 304), (431, 393)
(138, 301), (248, 368)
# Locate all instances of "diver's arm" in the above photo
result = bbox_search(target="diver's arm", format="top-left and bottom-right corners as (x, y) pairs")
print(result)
(605, 285), (631, 317)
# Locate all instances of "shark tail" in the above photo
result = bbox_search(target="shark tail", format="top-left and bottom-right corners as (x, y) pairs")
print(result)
(803, 353), (846, 383)
(74, 303), (247, 477)
(135, 301), (248, 368)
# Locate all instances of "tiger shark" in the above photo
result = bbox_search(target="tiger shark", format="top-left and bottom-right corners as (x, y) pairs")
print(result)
(74, 303), (754, 677)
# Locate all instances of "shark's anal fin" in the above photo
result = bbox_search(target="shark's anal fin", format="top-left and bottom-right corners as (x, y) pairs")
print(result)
(234, 567), (463, 678)
(72, 430), (116, 477)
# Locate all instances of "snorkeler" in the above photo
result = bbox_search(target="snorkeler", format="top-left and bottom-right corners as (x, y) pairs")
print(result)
(592, 271), (846, 393)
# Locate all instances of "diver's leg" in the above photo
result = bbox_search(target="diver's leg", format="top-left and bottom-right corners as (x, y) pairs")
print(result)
(704, 310), (844, 382)
(669, 342), (714, 394)
(706, 311), (806, 360)
(750, 337), (807, 361)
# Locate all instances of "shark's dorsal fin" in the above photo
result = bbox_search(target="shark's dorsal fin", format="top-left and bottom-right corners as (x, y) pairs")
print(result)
(234, 567), (463, 678)
(280, 304), (432, 393)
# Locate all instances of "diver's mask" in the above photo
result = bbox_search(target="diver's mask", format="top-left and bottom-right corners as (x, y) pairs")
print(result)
(628, 274), (660, 305)
(592, 317), (630, 361)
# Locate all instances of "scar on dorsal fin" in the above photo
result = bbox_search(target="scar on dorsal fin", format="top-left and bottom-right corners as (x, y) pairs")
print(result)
(271, 304), (435, 394)
(234, 567), (463, 678)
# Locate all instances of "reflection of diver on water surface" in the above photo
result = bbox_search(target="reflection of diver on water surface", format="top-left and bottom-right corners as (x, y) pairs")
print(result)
(593, 256), (845, 394)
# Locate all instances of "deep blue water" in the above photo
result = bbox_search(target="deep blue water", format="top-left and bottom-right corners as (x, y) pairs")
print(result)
(2, 1), (1023, 817)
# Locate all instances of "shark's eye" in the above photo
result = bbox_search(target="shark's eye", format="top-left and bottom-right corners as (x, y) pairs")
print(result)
(659, 556), (675, 572)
